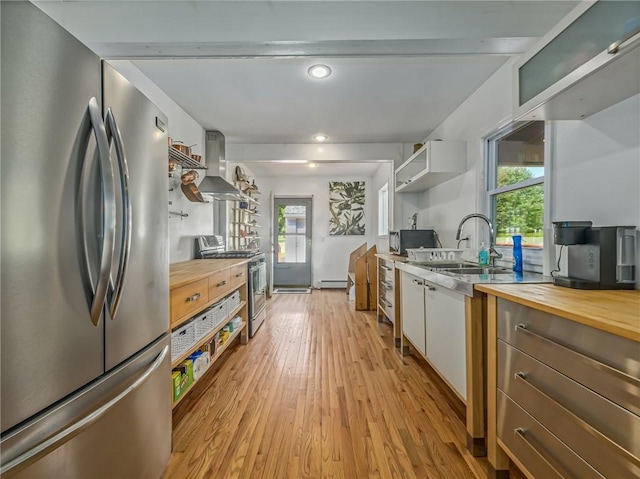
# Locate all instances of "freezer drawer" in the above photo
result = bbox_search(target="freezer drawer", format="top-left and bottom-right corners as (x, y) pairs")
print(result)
(497, 298), (640, 415)
(497, 391), (604, 479)
(0, 335), (171, 479)
(498, 340), (640, 478)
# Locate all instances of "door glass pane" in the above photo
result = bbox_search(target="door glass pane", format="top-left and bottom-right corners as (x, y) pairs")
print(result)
(277, 234), (306, 263)
(496, 122), (544, 188)
(278, 205), (307, 234)
(493, 185), (544, 248)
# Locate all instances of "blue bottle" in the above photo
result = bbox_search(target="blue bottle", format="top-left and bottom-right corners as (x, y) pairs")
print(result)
(512, 235), (523, 273)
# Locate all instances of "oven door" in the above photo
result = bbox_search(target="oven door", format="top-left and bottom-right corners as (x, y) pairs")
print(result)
(249, 261), (267, 318)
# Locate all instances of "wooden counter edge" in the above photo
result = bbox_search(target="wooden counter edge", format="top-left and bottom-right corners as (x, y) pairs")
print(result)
(170, 258), (251, 290)
(474, 284), (640, 343)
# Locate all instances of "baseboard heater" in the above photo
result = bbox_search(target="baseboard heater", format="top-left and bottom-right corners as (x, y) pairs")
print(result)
(318, 280), (347, 289)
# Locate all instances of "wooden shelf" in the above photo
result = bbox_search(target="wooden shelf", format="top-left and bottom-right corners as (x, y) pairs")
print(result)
(171, 300), (246, 368)
(172, 321), (246, 409)
(232, 208), (260, 216)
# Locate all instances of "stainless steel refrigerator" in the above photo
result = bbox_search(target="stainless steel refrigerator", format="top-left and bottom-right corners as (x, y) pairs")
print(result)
(1, 3), (171, 477)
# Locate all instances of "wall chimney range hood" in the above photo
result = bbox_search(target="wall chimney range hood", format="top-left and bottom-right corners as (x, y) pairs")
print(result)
(200, 131), (245, 201)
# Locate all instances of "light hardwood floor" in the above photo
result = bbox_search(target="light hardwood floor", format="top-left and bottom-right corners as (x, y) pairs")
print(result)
(164, 290), (490, 479)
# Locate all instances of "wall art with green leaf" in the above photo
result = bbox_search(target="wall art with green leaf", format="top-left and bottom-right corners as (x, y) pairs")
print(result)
(329, 181), (365, 235)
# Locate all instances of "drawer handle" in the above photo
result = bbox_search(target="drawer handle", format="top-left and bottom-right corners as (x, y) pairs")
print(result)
(514, 428), (578, 479)
(382, 281), (392, 290)
(515, 371), (640, 468)
(426, 286), (436, 291)
(216, 280), (228, 287)
(412, 279), (423, 286)
(381, 266), (392, 271)
(186, 293), (201, 302)
(514, 323), (640, 390)
(234, 273), (244, 278)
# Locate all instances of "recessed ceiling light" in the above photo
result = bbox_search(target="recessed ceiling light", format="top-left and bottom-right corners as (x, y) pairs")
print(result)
(308, 162), (317, 168)
(307, 64), (332, 79)
(313, 134), (328, 142)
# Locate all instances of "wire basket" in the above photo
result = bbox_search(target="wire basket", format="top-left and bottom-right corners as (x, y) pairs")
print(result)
(194, 306), (216, 339)
(227, 291), (241, 312)
(212, 299), (228, 327)
(406, 248), (464, 264)
(171, 320), (196, 362)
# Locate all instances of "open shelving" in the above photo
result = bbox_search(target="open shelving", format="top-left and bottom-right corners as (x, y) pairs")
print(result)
(171, 300), (246, 368)
(168, 145), (207, 170)
(172, 321), (246, 410)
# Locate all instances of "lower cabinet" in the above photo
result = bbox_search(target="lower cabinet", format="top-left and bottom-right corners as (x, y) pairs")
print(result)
(425, 283), (466, 399)
(493, 298), (640, 479)
(400, 271), (466, 399)
(400, 271), (426, 356)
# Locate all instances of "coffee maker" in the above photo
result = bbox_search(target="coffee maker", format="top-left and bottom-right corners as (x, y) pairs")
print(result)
(552, 221), (637, 289)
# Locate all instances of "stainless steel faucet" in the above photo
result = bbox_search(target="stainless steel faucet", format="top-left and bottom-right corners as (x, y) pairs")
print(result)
(455, 213), (503, 266)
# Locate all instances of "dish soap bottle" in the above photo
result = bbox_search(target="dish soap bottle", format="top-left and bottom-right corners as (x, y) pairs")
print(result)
(512, 235), (523, 273)
(478, 242), (489, 266)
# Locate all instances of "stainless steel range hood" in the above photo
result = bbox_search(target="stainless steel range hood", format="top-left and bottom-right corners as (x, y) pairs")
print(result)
(200, 131), (245, 201)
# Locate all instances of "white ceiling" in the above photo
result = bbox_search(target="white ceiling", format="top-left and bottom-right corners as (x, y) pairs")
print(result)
(238, 161), (386, 178)
(35, 0), (578, 173)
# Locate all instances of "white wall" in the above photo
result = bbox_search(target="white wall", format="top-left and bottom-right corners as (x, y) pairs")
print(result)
(395, 55), (640, 285)
(550, 94), (640, 283)
(253, 175), (376, 288)
(107, 60), (211, 263)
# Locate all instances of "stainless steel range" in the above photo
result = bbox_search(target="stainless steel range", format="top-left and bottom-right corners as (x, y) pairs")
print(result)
(196, 236), (267, 337)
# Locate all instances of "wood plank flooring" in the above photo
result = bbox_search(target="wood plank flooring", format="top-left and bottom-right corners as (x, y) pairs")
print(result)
(164, 290), (490, 479)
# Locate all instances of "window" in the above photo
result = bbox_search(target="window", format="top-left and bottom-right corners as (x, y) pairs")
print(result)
(378, 182), (389, 236)
(486, 121), (545, 269)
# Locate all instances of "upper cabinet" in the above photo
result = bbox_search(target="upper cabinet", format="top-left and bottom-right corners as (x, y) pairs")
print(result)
(514, 0), (640, 121)
(395, 140), (466, 193)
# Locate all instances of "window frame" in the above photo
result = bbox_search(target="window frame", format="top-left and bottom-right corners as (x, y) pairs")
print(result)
(378, 182), (389, 237)
(485, 121), (549, 272)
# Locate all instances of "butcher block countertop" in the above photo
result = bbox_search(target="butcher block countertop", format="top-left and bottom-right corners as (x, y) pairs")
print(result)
(375, 253), (408, 262)
(170, 258), (250, 289)
(475, 283), (640, 342)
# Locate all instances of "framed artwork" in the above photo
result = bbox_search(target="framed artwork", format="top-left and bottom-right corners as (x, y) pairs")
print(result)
(329, 181), (365, 235)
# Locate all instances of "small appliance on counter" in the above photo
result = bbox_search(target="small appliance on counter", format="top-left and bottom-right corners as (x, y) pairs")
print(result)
(389, 229), (439, 256)
(552, 221), (637, 290)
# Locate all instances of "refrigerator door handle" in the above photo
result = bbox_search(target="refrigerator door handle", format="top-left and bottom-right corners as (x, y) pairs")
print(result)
(104, 108), (131, 320)
(80, 97), (116, 327)
(0, 345), (169, 476)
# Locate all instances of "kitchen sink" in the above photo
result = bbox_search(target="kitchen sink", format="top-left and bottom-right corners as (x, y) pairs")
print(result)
(442, 267), (512, 275)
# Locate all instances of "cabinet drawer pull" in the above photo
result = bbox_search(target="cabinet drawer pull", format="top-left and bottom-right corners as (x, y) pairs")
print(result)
(514, 428), (581, 479)
(382, 281), (392, 290)
(216, 280), (227, 288)
(412, 278), (423, 285)
(427, 286), (436, 291)
(381, 266), (392, 271)
(515, 323), (640, 389)
(186, 293), (201, 302)
(234, 273), (244, 278)
(384, 299), (393, 308)
(514, 371), (640, 467)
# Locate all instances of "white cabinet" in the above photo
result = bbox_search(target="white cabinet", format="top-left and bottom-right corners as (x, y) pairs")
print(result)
(395, 141), (466, 193)
(514, 0), (640, 121)
(424, 281), (467, 400)
(400, 271), (426, 356)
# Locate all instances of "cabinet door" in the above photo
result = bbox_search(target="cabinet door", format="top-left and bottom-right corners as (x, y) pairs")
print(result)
(400, 272), (426, 356)
(425, 283), (466, 399)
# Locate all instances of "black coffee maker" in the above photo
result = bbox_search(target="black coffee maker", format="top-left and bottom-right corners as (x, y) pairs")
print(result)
(552, 221), (637, 290)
